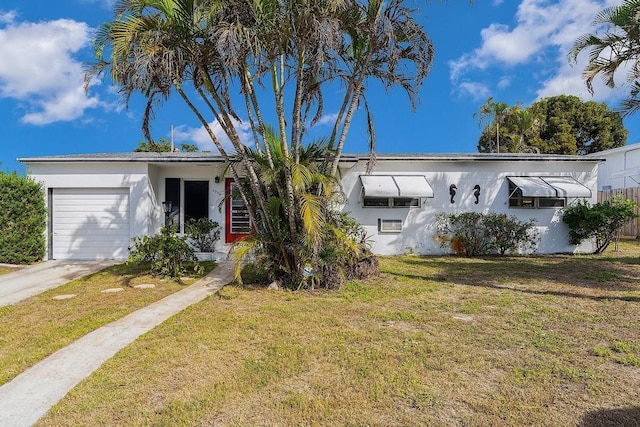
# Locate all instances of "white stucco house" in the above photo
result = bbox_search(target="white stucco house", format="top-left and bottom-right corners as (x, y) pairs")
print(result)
(19, 152), (601, 260)
(588, 142), (640, 190)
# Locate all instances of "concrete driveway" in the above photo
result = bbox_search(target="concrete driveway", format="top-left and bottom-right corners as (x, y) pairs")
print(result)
(0, 260), (119, 307)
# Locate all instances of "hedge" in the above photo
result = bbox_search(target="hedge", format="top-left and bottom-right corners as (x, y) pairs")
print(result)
(0, 172), (46, 264)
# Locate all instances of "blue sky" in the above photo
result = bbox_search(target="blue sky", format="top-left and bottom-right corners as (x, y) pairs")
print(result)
(0, 0), (637, 173)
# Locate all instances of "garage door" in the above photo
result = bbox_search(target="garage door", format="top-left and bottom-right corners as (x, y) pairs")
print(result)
(51, 188), (130, 260)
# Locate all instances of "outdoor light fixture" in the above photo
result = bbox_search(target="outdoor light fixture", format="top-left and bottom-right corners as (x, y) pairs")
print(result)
(214, 176), (220, 184)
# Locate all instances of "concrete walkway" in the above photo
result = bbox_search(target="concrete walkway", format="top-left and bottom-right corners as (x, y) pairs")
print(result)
(0, 260), (118, 307)
(0, 261), (234, 427)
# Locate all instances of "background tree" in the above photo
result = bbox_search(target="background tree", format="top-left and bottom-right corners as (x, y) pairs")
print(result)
(88, 0), (434, 288)
(570, 0), (640, 116)
(134, 137), (199, 153)
(528, 95), (627, 154)
(476, 95), (627, 154)
(505, 106), (542, 153)
(474, 97), (508, 153)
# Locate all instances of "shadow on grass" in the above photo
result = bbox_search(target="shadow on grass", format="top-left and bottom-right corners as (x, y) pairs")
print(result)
(385, 255), (640, 302)
(579, 407), (640, 427)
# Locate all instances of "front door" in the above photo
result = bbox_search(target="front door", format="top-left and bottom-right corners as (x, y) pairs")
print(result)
(225, 178), (251, 243)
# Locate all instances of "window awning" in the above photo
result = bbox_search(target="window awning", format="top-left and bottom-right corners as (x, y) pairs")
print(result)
(540, 176), (592, 198)
(508, 176), (591, 198)
(360, 175), (434, 198)
(507, 177), (556, 197)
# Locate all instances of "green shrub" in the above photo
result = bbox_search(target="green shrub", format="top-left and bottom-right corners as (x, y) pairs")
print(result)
(128, 227), (202, 279)
(484, 213), (539, 255)
(185, 218), (220, 252)
(0, 172), (46, 264)
(562, 196), (638, 254)
(436, 212), (538, 256)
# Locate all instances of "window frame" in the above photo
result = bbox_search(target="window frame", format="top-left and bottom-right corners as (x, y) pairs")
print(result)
(363, 196), (421, 208)
(508, 181), (566, 209)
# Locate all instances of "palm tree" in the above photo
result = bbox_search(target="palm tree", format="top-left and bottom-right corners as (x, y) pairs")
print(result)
(87, 0), (434, 288)
(570, 0), (640, 116)
(506, 107), (541, 154)
(474, 97), (508, 152)
(230, 128), (373, 288)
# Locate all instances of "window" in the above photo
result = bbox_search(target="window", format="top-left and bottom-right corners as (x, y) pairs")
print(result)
(363, 196), (420, 208)
(378, 218), (403, 233)
(164, 178), (210, 232)
(184, 180), (209, 222)
(165, 178), (181, 226)
(360, 175), (432, 208)
(508, 180), (565, 208)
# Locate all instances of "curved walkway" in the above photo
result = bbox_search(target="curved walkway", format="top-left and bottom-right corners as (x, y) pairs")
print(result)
(0, 261), (234, 427)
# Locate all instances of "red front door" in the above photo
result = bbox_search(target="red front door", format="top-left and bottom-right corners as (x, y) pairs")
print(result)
(225, 178), (252, 243)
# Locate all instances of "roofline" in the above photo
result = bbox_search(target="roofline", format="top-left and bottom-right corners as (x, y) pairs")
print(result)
(19, 152), (604, 164)
(341, 153), (604, 162)
(585, 142), (640, 157)
(18, 153), (226, 163)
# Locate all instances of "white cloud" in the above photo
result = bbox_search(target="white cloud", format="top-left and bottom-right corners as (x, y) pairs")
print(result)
(76, 0), (116, 9)
(0, 10), (17, 24)
(457, 81), (491, 101)
(0, 16), (99, 124)
(449, 0), (628, 103)
(497, 76), (512, 89)
(174, 118), (254, 153)
(313, 112), (339, 126)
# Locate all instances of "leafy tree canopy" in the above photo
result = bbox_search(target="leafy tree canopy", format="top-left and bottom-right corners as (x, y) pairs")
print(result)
(88, 0), (439, 288)
(134, 137), (199, 153)
(476, 95), (627, 154)
(570, 0), (640, 116)
(562, 196), (638, 254)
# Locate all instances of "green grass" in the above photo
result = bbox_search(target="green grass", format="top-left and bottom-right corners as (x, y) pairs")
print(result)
(0, 266), (21, 276)
(36, 241), (640, 426)
(0, 262), (216, 386)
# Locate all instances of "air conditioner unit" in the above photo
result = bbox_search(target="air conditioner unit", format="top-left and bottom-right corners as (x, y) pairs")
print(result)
(378, 218), (403, 233)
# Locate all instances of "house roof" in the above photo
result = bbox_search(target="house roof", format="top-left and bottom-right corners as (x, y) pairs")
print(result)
(585, 142), (640, 157)
(19, 151), (604, 164)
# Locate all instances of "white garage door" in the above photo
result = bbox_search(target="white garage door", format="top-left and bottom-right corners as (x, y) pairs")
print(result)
(52, 188), (130, 260)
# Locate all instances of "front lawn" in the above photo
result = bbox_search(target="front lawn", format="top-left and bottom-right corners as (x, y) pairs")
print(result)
(0, 266), (21, 276)
(38, 243), (640, 426)
(0, 262), (216, 386)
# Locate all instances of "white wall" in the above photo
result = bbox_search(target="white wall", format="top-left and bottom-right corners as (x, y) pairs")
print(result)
(28, 162), (155, 260)
(26, 157), (599, 259)
(593, 143), (640, 190)
(150, 163), (227, 238)
(340, 159), (598, 255)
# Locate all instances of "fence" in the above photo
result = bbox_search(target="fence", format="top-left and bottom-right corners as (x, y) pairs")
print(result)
(597, 187), (640, 238)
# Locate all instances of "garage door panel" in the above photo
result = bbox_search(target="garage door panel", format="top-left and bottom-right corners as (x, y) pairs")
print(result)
(53, 233), (130, 242)
(53, 218), (129, 228)
(53, 206), (129, 215)
(52, 188), (131, 260)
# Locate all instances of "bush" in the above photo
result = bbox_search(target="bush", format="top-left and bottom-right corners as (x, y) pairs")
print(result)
(128, 226), (202, 279)
(0, 172), (46, 264)
(317, 211), (379, 289)
(562, 196), (638, 254)
(484, 213), (539, 255)
(185, 218), (220, 252)
(436, 212), (538, 256)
